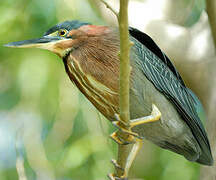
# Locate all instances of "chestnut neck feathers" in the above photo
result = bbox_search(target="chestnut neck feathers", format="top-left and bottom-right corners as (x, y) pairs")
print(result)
(69, 27), (120, 92)
(63, 26), (120, 118)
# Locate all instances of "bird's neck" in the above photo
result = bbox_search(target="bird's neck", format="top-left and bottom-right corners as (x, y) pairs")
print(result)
(71, 29), (120, 92)
(64, 29), (121, 119)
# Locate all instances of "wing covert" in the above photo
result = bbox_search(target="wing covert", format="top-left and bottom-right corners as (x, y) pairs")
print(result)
(129, 29), (213, 165)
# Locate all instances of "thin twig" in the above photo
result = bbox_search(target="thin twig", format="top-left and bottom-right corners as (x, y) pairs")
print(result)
(118, 0), (131, 127)
(99, 0), (132, 178)
(117, 0), (132, 176)
(100, 0), (119, 18)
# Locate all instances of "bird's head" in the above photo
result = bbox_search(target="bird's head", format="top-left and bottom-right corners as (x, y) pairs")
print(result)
(5, 20), (120, 114)
(4, 20), (110, 58)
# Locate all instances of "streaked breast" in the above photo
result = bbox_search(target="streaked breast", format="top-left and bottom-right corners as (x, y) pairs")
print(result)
(65, 57), (119, 120)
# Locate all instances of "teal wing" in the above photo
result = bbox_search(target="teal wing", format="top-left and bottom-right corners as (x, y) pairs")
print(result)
(129, 27), (213, 165)
(187, 88), (206, 124)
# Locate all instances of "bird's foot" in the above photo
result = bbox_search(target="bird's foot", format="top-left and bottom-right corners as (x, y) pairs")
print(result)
(129, 104), (161, 128)
(112, 114), (142, 138)
(111, 104), (161, 144)
(110, 131), (137, 145)
(108, 139), (143, 180)
(107, 160), (127, 180)
(108, 173), (128, 180)
(108, 104), (161, 179)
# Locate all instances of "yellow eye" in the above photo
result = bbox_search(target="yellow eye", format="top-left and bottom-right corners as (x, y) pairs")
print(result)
(59, 29), (67, 37)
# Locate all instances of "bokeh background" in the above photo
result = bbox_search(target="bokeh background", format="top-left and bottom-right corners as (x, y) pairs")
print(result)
(0, 0), (215, 180)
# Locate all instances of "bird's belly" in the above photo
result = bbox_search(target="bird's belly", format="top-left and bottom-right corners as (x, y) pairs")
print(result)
(129, 72), (200, 160)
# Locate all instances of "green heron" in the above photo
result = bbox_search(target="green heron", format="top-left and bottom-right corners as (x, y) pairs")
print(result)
(5, 20), (213, 179)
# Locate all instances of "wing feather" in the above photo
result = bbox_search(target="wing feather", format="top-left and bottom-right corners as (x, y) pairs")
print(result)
(129, 28), (213, 165)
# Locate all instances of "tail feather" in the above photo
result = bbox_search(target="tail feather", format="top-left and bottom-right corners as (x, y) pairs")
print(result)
(187, 88), (213, 166)
(196, 149), (214, 166)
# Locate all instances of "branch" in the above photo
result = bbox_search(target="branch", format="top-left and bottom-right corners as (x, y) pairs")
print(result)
(100, 0), (119, 18)
(116, 0), (132, 178)
(100, 0), (132, 179)
(118, 0), (131, 127)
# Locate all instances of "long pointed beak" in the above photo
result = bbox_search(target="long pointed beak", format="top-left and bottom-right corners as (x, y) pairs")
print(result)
(4, 36), (72, 57)
(4, 36), (63, 49)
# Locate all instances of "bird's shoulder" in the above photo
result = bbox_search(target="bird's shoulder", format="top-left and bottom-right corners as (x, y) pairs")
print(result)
(129, 27), (185, 86)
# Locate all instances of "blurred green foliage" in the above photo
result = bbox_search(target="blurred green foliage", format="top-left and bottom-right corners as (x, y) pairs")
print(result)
(0, 0), (204, 180)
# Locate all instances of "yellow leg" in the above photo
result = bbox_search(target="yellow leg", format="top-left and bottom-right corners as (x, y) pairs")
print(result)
(108, 139), (143, 180)
(124, 139), (143, 177)
(130, 104), (161, 128)
(108, 104), (161, 179)
(112, 104), (161, 139)
(110, 131), (136, 145)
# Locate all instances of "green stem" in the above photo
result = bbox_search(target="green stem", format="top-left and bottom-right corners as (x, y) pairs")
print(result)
(99, 0), (132, 178)
(119, 0), (130, 125)
(116, 0), (132, 178)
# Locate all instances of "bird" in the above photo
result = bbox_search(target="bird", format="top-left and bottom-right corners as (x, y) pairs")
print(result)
(5, 20), (213, 179)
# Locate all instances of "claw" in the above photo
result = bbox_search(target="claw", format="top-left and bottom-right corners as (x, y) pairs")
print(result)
(112, 121), (141, 138)
(108, 173), (116, 180)
(108, 138), (143, 180)
(108, 173), (128, 180)
(129, 104), (161, 128)
(114, 114), (130, 127)
(108, 160), (126, 180)
(108, 104), (161, 180)
(151, 104), (162, 120)
(110, 131), (135, 145)
(111, 104), (161, 143)
(111, 159), (124, 171)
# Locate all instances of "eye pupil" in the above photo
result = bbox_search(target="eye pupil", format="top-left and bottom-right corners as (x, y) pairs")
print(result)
(59, 30), (66, 36)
